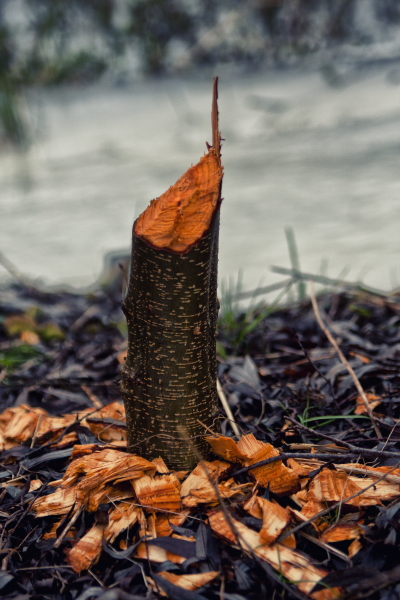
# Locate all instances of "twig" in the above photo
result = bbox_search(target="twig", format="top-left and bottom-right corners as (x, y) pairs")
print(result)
(30, 415), (42, 449)
(293, 329), (338, 408)
(285, 416), (352, 449)
(278, 460), (400, 542)
(233, 452), (359, 476)
(285, 416), (400, 461)
(271, 265), (396, 299)
(53, 505), (83, 548)
(233, 278), (291, 301)
(310, 281), (382, 438)
(217, 379), (241, 438)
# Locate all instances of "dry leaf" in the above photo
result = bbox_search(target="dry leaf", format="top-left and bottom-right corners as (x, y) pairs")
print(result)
(355, 393), (381, 415)
(207, 434), (299, 495)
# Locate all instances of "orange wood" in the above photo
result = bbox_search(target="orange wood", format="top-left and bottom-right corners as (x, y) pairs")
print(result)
(134, 148), (223, 253)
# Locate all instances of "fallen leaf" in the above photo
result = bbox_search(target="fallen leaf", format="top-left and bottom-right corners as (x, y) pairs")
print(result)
(355, 393), (381, 415)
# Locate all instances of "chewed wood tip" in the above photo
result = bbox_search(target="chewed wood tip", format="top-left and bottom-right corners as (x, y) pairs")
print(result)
(212, 76), (221, 164)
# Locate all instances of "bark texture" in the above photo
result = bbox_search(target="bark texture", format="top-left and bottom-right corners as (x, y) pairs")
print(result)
(121, 80), (223, 470)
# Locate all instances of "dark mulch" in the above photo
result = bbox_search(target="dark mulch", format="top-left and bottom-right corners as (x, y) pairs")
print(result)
(1, 280), (400, 600)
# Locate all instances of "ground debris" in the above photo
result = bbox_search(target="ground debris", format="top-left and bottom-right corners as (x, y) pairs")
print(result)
(3, 282), (400, 599)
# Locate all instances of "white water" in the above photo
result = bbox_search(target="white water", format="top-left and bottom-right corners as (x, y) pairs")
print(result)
(1, 64), (400, 296)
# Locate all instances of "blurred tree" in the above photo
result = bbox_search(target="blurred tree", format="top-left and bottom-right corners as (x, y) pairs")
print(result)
(128, 0), (195, 74)
(0, 6), (26, 146)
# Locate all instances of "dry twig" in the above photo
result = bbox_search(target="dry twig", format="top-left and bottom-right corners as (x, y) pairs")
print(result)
(310, 281), (381, 438)
(278, 460), (400, 542)
(217, 379), (241, 438)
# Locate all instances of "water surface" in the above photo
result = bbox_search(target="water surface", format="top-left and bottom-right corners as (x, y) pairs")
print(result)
(1, 65), (400, 296)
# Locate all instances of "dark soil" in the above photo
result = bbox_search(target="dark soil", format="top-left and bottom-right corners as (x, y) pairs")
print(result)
(1, 281), (400, 600)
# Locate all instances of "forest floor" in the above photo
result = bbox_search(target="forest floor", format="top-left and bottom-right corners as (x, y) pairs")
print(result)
(1, 277), (400, 600)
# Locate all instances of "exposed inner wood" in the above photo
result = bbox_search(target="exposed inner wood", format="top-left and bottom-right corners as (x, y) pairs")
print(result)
(135, 76), (222, 254)
(134, 149), (223, 254)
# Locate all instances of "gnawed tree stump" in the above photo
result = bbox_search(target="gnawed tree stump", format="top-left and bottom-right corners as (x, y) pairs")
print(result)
(121, 79), (223, 470)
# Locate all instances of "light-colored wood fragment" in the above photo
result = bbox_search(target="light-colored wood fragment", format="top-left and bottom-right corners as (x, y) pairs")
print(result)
(208, 435), (299, 495)
(244, 495), (295, 546)
(152, 457), (170, 474)
(243, 493), (263, 519)
(180, 460), (249, 507)
(208, 510), (338, 600)
(158, 570), (219, 591)
(29, 479), (43, 492)
(238, 435), (300, 495)
(33, 486), (78, 517)
(105, 502), (139, 543)
(135, 150), (223, 254)
(0, 401), (126, 449)
(300, 501), (328, 521)
(322, 522), (362, 543)
(182, 479), (252, 508)
(67, 524), (106, 573)
(62, 448), (155, 510)
(133, 472), (181, 512)
(258, 498), (291, 545)
(33, 449), (151, 516)
(51, 431), (80, 449)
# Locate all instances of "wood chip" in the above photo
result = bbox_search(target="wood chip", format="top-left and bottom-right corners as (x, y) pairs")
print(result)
(133, 473), (181, 512)
(155, 511), (189, 537)
(208, 510), (338, 600)
(105, 502), (139, 543)
(355, 392), (381, 415)
(208, 434), (299, 495)
(158, 570), (219, 591)
(67, 524), (106, 573)
(307, 468), (400, 506)
(135, 542), (187, 564)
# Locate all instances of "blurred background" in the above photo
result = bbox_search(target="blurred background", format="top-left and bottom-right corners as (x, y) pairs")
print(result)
(1, 0), (400, 296)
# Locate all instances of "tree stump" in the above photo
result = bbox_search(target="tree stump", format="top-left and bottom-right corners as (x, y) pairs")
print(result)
(121, 79), (223, 470)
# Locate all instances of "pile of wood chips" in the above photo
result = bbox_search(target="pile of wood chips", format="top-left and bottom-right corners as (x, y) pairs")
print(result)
(2, 400), (400, 599)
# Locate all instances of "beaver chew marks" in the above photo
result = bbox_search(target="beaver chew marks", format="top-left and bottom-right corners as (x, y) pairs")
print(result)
(135, 149), (223, 254)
